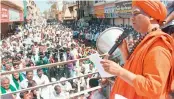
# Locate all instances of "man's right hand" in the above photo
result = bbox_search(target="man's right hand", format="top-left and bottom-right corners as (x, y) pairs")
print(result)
(118, 40), (129, 61)
(118, 40), (128, 51)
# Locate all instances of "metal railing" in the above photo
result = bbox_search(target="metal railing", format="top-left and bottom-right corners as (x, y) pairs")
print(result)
(1, 72), (99, 96)
(1, 54), (113, 98)
(1, 55), (105, 75)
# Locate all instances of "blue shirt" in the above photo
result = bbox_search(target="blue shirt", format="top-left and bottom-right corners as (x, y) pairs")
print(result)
(66, 53), (74, 69)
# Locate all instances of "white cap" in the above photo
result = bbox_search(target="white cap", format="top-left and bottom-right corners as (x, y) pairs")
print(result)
(51, 78), (56, 82)
(60, 77), (66, 82)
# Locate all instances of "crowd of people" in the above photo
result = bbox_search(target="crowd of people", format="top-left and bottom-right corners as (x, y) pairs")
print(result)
(0, 22), (112, 99)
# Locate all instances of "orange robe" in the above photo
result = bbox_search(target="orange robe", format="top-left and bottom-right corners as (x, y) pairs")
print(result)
(111, 30), (174, 99)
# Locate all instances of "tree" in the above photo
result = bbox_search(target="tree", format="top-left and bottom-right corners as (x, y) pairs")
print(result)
(51, 3), (57, 10)
(47, 0), (57, 19)
(43, 10), (48, 18)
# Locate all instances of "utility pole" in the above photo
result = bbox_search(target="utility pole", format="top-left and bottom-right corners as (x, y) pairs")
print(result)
(77, 0), (80, 20)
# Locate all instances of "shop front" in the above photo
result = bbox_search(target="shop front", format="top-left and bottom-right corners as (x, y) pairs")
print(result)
(1, 3), (24, 39)
(115, 1), (132, 26)
(104, 3), (118, 25)
(94, 5), (105, 18)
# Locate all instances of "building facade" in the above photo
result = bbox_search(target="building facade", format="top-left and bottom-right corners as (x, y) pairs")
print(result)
(26, 0), (41, 26)
(1, 0), (24, 39)
(93, 0), (132, 26)
(62, 1), (78, 21)
(114, 0), (132, 26)
(72, 0), (132, 26)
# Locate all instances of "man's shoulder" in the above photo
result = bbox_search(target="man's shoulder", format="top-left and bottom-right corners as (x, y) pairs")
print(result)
(42, 74), (49, 79)
(60, 92), (66, 97)
(20, 79), (27, 83)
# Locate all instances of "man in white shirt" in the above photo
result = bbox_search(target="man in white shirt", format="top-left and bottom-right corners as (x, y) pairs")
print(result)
(59, 77), (72, 96)
(33, 69), (50, 99)
(20, 71), (34, 89)
(2, 63), (14, 80)
(94, 32), (99, 42)
(89, 63), (96, 73)
(50, 85), (66, 99)
(85, 32), (89, 40)
(70, 44), (78, 59)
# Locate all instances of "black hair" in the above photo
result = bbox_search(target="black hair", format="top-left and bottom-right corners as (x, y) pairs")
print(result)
(54, 85), (61, 91)
(26, 70), (33, 75)
(162, 25), (174, 35)
(20, 91), (28, 99)
(37, 68), (42, 72)
(89, 78), (99, 88)
(66, 48), (71, 51)
(169, 91), (174, 99)
(168, 25), (174, 35)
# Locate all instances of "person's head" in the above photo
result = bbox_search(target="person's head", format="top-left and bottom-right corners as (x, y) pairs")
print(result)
(1, 77), (10, 90)
(131, 0), (167, 34)
(13, 62), (20, 70)
(81, 67), (85, 74)
(79, 61), (83, 66)
(13, 72), (19, 80)
(27, 80), (37, 96)
(37, 69), (43, 78)
(60, 77), (66, 85)
(89, 64), (94, 70)
(54, 85), (61, 95)
(8, 57), (13, 63)
(20, 91), (33, 99)
(26, 71), (33, 81)
(30, 62), (34, 67)
(71, 44), (75, 49)
(4, 63), (12, 71)
(66, 48), (71, 54)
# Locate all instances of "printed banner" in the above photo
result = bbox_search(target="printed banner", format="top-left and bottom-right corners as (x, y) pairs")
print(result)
(115, 1), (132, 18)
(1, 4), (9, 23)
(94, 5), (105, 18)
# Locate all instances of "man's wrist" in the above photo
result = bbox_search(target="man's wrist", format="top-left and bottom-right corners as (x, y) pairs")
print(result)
(116, 67), (124, 77)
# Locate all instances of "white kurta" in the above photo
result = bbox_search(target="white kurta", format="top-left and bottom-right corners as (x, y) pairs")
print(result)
(50, 91), (66, 99)
(33, 74), (50, 99)
(20, 79), (29, 89)
(58, 81), (72, 97)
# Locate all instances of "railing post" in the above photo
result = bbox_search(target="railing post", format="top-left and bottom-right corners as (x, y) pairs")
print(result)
(77, 77), (81, 99)
(108, 79), (114, 99)
(78, 78), (80, 92)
